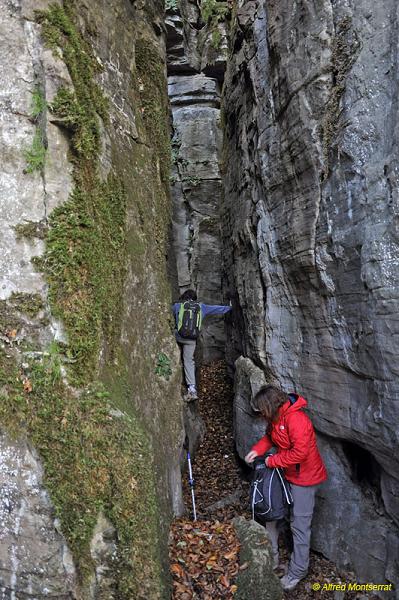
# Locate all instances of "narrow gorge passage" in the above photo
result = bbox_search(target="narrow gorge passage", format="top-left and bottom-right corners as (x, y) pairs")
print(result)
(169, 363), (380, 600)
(1, 0), (398, 597)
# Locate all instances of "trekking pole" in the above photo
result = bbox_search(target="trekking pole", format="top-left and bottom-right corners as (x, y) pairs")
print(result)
(184, 437), (197, 520)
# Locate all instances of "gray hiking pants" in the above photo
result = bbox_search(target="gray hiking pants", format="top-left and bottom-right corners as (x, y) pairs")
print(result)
(265, 483), (319, 578)
(176, 335), (196, 387)
(289, 483), (319, 578)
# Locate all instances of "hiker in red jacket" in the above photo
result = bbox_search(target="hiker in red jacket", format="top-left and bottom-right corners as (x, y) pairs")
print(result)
(245, 384), (327, 591)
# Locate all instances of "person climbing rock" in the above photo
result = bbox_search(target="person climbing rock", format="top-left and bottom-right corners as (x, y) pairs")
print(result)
(172, 289), (231, 400)
(245, 384), (327, 591)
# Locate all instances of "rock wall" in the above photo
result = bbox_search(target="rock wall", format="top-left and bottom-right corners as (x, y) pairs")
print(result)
(223, 0), (399, 590)
(0, 0), (183, 597)
(166, 0), (228, 361)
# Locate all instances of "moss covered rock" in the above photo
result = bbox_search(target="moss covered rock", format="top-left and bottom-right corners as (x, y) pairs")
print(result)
(0, 0), (183, 598)
(233, 517), (282, 600)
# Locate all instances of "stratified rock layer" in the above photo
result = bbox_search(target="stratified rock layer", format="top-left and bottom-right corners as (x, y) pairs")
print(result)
(167, 1), (228, 362)
(223, 0), (399, 589)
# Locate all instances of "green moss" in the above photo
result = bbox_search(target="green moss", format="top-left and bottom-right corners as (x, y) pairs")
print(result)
(25, 85), (47, 174)
(135, 38), (171, 184)
(37, 2), (108, 161)
(134, 38), (172, 269)
(24, 129), (46, 173)
(0, 347), (162, 598)
(39, 172), (127, 381)
(127, 231), (146, 256)
(8, 4), (176, 598)
(30, 86), (47, 120)
(165, 0), (179, 10)
(31, 4), (125, 384)
(9, 292), (44, 317)
(13, 220), (48, 240)
(0, 304), (22, 336)
(182, 175), (201, 187)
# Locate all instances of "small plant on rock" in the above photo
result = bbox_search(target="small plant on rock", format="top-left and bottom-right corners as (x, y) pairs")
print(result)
(24, 130), (46, 173)
(30, 87), (46, 121)
(155, 352), (172, 380)
(165, 0), (179, 11)
(200, 0), (230, 49)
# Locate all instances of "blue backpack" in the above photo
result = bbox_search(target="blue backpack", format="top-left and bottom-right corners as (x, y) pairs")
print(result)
(250, 456), (293, 522)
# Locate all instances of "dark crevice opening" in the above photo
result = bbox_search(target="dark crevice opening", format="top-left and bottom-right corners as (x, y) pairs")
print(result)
(341, 440), (383, 504)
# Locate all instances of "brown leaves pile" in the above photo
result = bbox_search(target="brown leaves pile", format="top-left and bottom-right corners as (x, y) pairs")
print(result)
(170, 363), (246, 599)
(170, 519), (240, 600)
(184, 361), (247, 517)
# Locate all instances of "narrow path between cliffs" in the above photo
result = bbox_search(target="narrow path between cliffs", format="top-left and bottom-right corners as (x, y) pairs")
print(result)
(169, 361), (378, 600)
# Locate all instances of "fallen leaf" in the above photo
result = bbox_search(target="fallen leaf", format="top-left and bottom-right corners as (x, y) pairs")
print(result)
(23, 378), (32, 393)
(220, 575), (230, 588)
(224, 550), (238, 560)
(171, 563), (185, 578)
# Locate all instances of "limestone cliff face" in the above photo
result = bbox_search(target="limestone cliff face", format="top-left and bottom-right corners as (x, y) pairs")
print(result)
(0, 0), (182, 598)
(223, 0), (399, 588)
(166, 0), (228, 361)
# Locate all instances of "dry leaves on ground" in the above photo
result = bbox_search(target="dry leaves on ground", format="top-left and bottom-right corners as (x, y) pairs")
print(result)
(170, 519), (240, 600)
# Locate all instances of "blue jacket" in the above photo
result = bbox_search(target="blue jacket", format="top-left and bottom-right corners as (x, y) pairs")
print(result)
(172, 302), (231, 331)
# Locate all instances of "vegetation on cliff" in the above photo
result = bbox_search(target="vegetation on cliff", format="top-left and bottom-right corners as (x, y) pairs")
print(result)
(0, 2), (176, 597)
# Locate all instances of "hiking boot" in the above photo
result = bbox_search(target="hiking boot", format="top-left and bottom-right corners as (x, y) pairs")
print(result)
(280, 574), (302, 591)
(187, 385), (198, 400)
(184, 393), (195, 403)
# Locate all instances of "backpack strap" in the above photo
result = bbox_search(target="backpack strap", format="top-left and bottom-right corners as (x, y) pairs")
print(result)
(177, 302), (186, 332)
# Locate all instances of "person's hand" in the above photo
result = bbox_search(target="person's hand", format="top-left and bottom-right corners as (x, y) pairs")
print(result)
(245, 450), (258, 464)
(265, 456), (270, 467)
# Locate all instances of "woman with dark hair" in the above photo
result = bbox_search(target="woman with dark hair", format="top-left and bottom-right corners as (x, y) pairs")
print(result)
(172, 289), (231, 399)
(245, 384), (327, 591)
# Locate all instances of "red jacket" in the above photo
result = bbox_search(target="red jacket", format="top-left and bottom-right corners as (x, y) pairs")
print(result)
(251, 395), (327, 486)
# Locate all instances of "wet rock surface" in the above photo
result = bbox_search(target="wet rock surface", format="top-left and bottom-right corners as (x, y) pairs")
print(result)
(222, 0), (399, 589)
